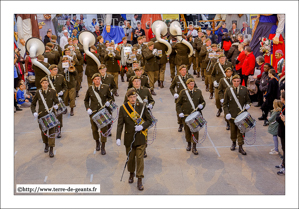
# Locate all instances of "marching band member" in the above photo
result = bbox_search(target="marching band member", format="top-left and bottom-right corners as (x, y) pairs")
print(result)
(116, 89), (152, 191)
(32, 54), (50, 89)
(173, 35), (190, 73)
(169, 37), (177, 81)
(31, 77), (59, 158)
(126, 47), (144, 82)
(117, 36), (132, 82)
(211, 54), (233, 117)
(47, 64), (67, 138)
(218, 67), (234, 130)
(46, 42), (60, 65)
(98, 64), (117, 97)
(84, 73), (113, 155)
(44, 45), (58, 65)
(170, 65), (196, 132)
(96, 35), (106, 65)
(105, 42), (121, 95)
(50, 35), (62, 56)
(223, 74), (251, 155)
(127, 67), (150, 90)
(85, 45), (100, 86)
(193, 29), (204, 78)
(176, 78), (206, 155)
(72, 38), (84, 97)
(187, 35), (197, 75)
(199, 38), (212, 83)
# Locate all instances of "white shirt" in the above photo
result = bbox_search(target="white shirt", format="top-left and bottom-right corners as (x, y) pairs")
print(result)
(60, 36), (68, 49)
(187, 29), (198, 38)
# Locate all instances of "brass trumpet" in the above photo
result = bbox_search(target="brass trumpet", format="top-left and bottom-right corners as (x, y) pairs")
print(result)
(107, 47), (114, 57)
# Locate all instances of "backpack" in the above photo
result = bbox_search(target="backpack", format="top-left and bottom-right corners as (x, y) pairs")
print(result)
(247, 76), (258, 95)
(223, 40), (232, 51)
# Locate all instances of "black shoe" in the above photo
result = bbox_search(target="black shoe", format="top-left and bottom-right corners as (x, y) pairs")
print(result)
(96, 140), (100, 151)
(192, 143), (198, 155)
(216, 108), (222, 117)
(186, 142), (191, 151)
(202, 76), (205, 81)
(121, 76), (125, 82)
(108, 133), (112, 137)
(151, 90), (156, 96)
(16, 106), (22, 111)
(144, 149), (147, 158)
(178, 124), (183, 132)
(277, 168), (285, 175)
(101, 142), (106, 155)
(239, 145), (247, 155)
(193, 70), (197, 75)
(258, 115), (266, 120)
(275, 164), (284, 169)
(128, 173), (135, 183)
(209, 92), (213, 99)
(137, 178), (144, 191)
(226, 122), (230, 130)
(230, 142), (236, 151)
(49, 147), (54, 158)
(44, 143), (49, 153)
(57, 132), (61, 138)
(114, 91), (119, 97)
(158, 80), (161, 87)
(254, 103), (262, 107)
(263, 120), (269, 126)
(76, 91), (79, 97)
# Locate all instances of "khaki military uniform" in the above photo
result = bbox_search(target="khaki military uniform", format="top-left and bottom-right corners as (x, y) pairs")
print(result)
(117, 43), (132, 77)
(188, 40), (197, 72)
(97, 42), (106, 64)
(173, 43), (190, 71)
(64, 69), (78, 108)
(48, 74), (67, 128)
(116, 101), (152, 178)
(51, 41), (62, 57)
(104, 49), (121, 89)
(31, 88), (59, 147)
(169, 42), (177, 79)
(33, 61), (50, 89)
(75, 49), (84, 92)
(133, 43), (145, 68)
(127, 74), (150, 90)
(176, 88), (206, 143)
(211, 61), (233, 109)
(198, 44), (208, 77)
(44, 51), (59, 65)
(193, 37), (203, 74)
(84, 84), (113, 143)
(153, 41), (168, 82)
(85, 52), (100, 86)
(170, 74), (196, 125)
(204, 56), (217, 93)
(143, 47), (159, 90)
(126, 54), (143, 81)
(223, 85), (251, 145)
(124, 87), (155, 107)
(101, 73), (117, 99)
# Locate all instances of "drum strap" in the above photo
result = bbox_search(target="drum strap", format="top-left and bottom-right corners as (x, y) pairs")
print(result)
(39, 90), (51, 114)
(47, 75), (55, 90)
(177, 75), (187, 91)
(92, 85), (103, 107)
(136, 93), (143, 104)
(218, 62), (226, 77)
(185, 90), (196, 110)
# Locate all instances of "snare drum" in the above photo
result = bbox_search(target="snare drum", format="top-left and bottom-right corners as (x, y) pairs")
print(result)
(108, 101), (118, 112)
(92, 108), (113, 129)
(38, 112), (60, 132)
(185, 111), (207, 132)
(234, 111), (256, 134)
(55, 97), (67, 116)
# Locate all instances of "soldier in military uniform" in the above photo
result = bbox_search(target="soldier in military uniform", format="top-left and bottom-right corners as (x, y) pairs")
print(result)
(169, 37), (177, 81)
(46, 42), (60, 65)
(173, 35), (190, 72)
(116, 89), (152, 191)
(96, 35), (106, 65)
(143, 41), (159, 95)
(47, 64), (67, 138)
(133, 37), (145, 70)
(211, 54), (233, 117)
(64, 38), (73, 50)
(218, 67), (234, 130)
(187, 35), (197, 75)
(223, 74), (251, 155)
(105, 42), (121, 95)
(84, 73), (113, 155)
(127, 67), (150, 89)
(50, 35), (62, 56)
(176, 78), (206, 155)
(31, 77), (59, 158)
(170, 65), (196, 132)
(126, 47), (143, 81)
(33, 54), (50, 89)
(57, 48), (74, 75)
(98, 64), (117, 97)
(72, 40), (84, 97)
(198, 37), (209, 81)
(85, 45), (100, 86)
(44, 44), (59, 65)
(62, 56), (78, 116)
(193, 29), (204, 78)
(117, 36), (132, 82)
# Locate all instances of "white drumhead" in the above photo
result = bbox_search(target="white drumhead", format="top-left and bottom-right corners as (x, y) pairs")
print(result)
(234, 111), (249, 123)
(185, 111), (200, 123)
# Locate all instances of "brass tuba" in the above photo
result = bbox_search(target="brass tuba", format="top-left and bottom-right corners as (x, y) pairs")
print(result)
(151, 20), (172, 56)
(169, 20), (193, 57)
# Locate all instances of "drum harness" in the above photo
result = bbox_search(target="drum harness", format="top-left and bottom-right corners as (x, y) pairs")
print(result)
(92, 86), (119, 138)
(218, 63), (256, 145)
(178, 76), (207, 144)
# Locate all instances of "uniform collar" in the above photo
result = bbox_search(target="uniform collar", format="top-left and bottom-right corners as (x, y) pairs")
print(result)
(42, 87), (49, 94)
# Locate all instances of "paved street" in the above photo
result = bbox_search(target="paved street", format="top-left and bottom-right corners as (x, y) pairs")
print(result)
(14, 63), (285, 195)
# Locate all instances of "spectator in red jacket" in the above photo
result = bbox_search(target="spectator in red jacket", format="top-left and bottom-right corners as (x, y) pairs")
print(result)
(148, 23), (155, 41)
(242, 46), (255, 86)
(235, 43), (246, 84)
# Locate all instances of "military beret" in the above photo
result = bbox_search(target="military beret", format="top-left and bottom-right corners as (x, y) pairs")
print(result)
(122, 36), (127, 41)
(49, 64), (58, 70)
(137, 36), (142, 41)
(68, 38), (73, 42)
(225, 67), (233, 72)
(73, 37), (78, 41)
(105, 40), (110, 44)
(232, 74), (240, 80)
(186, 78), (195, 84)
(51, 35), (57, 40)
(91, 73), (101, 80)
(147, 41), (154, 47)
(99, 64), (106, 70)
(126, 89), (137, 97)
(97, 35), (103, 41)
(37, 54), (44, 60)
(45, 46), (51, 51)
(205, 38), (211, 43)
(40, 77), (49, 83)
(131, 76), (141, 81)
(90, 45), (97, 51)
(46, 42), (54, 47)
(211, 44), (217, 48)
(218, 53), (226, 58)
(178, 65), (187, 71)
(133, 67), (142, 71)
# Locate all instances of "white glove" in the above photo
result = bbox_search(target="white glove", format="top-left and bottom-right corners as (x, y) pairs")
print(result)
(147, 104), (153, 109)
(87, 109), (93, 115)
(116, 139), (121, 146)
(174, 93), (179, 99)
(53, 104), (58, 110)
(179, 113), (184, 118)
(143, 99), (148, 104)
(33, 112), (38, 118)
(135, 125), (143, 132)
(105, 101), (110, 107)
(58, 91), (64, 96)
(213, 81), (219, 87)
(198, 104), (203, 110)
(220, 99), (224, 103)
(152, 50), (156, 55)
(226, 114), (232, 120)
(112, 52), (116, 56)
(245, 104), (250, 110)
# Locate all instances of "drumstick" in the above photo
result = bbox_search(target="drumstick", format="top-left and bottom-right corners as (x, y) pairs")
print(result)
(91, 100), (114, 113)
(38, 106), (55, 115)
(189, 102), (205, 115)
(140, 96), (148, 120)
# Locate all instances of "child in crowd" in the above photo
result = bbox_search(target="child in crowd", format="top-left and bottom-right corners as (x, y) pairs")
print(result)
(16, 83), (32, 108)
(267, 99), (283, 154)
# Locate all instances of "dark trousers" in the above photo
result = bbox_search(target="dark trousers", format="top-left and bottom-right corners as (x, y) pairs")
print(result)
(256, 85), (263, 105)
(242, 75), (249, 87)
(261, 102), (273, 118)
(280, 136), (285, 167)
